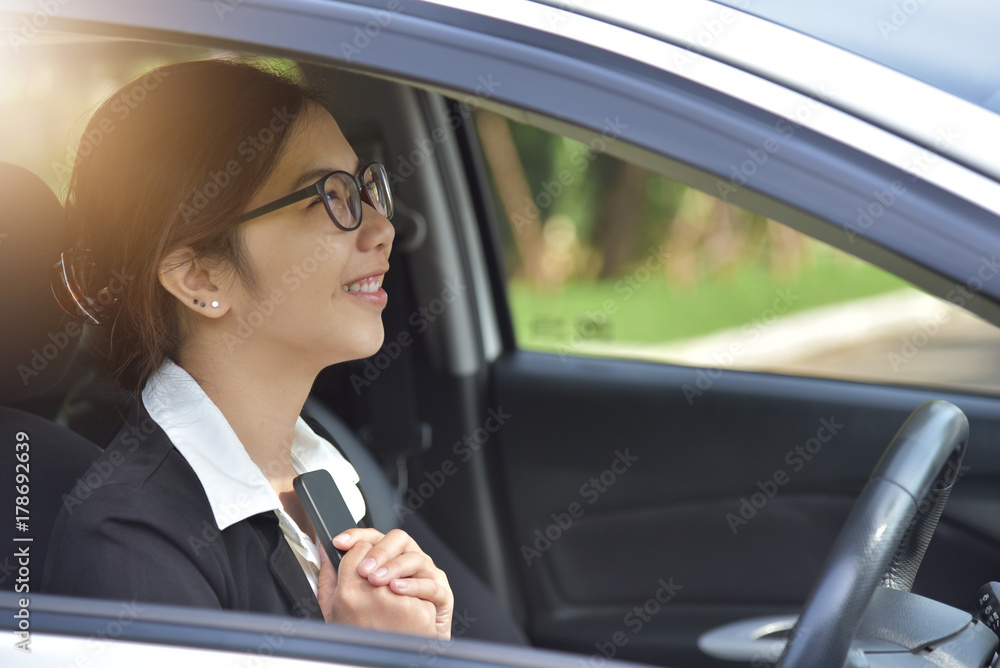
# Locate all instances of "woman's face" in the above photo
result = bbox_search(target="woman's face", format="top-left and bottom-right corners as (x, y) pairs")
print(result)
(222, 103), (394, 370)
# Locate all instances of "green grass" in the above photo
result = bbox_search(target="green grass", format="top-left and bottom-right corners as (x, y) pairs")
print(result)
(509, 258), (911, 352)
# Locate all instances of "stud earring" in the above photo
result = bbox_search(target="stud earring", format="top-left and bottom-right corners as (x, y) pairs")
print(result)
(199, 301), (205, 307)
(211, 300), (219, 308)
(192, 298), (198, 304)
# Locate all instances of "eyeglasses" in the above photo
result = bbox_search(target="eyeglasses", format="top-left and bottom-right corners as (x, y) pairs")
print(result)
(234, 162), (393, 231)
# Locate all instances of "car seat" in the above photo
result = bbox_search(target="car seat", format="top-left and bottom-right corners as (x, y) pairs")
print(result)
(0, 163), (101, 592)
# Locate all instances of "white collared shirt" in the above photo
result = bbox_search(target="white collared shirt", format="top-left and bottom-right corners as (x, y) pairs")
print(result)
(142, 359), (366, 596)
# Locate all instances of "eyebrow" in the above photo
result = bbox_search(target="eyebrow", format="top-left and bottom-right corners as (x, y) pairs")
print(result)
(290, 158), (362, 192)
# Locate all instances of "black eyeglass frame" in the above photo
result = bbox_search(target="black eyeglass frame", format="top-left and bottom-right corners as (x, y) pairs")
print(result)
(233, 162), (393, 231)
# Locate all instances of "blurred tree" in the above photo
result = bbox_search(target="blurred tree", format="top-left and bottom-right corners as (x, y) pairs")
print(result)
(474, 112), (818, 291)
(592, 161), (647, 279)
(475, 110), (545, 283)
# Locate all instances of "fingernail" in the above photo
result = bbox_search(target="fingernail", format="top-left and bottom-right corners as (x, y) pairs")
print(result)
(373, 567), (388, 579)
(393, 579), (408, 591)
(333, 533), (351, 544)
(359, 558), (377, 572)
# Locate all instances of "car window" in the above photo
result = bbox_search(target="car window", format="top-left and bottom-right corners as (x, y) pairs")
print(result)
(475, 109), (1000, 396)
(0, 42), (284, 196)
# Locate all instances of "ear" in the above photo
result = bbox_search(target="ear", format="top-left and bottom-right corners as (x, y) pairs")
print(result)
(157, 247), (230, 317)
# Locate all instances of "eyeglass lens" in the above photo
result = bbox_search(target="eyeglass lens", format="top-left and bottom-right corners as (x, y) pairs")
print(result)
(321, 164), (392, 229)
(363, 164), (392, 219)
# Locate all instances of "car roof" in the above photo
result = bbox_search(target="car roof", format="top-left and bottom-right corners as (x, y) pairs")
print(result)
(475, 0), (1000, 184)
(713, 0), (1000, 116)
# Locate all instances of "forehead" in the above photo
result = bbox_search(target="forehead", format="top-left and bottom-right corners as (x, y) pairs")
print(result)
(266, 103), (357, 193)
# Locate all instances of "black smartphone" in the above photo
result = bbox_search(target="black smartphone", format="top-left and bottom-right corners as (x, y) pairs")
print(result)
(293, 469), (359, 569)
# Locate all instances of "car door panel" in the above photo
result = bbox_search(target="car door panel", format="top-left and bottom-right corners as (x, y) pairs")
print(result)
(490, 351), (1000, 665)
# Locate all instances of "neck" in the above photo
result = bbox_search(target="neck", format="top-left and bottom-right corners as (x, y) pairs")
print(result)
(177, 342), (317, 488)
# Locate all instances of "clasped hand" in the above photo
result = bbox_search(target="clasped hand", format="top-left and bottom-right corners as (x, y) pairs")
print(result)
(317, 528), (454, 640)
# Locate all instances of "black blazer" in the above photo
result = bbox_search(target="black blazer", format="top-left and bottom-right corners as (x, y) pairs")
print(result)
(41, 403), (332, 620)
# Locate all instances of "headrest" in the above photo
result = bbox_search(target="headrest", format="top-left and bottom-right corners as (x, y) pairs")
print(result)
(0, 163), (79, 403)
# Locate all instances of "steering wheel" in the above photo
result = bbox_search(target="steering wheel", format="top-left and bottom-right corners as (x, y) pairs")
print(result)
(778, 400), (969, 668)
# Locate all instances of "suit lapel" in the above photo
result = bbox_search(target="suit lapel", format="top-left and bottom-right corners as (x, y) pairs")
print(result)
(267, 526), (325, 620)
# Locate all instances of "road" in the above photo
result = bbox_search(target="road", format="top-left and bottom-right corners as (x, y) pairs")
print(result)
(572, 289), (1000, 395)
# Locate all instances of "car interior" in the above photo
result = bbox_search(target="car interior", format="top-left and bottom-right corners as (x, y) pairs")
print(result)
(3, 24), (1000, 668)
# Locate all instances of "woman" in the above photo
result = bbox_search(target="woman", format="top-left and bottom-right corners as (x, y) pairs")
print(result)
(42, 59), (454, 639)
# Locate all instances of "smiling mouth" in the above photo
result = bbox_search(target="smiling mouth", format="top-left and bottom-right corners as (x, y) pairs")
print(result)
(342, 275), (384, 293)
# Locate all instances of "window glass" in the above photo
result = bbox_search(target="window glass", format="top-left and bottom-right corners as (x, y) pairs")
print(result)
(476, 109), (1000, 395)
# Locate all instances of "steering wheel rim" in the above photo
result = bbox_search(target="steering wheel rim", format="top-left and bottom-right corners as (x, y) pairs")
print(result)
(777, 400), (969, 668)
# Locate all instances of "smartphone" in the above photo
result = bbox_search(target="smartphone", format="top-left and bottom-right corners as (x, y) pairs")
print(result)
(293, 469), (359, 569)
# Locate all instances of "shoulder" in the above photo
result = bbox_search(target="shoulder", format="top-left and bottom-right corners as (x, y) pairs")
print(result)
(57, 406), (215, 541)
(43, 418), (236, 601)
(64, 415), (192, 503)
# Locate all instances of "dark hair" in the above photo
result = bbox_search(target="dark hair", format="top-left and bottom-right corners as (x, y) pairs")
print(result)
(66, 59), (324, 392)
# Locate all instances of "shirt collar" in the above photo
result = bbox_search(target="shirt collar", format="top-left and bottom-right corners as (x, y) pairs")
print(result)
(142, 359), (366, 531)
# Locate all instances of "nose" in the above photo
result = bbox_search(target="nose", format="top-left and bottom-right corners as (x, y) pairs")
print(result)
(358, 202), (395, 254)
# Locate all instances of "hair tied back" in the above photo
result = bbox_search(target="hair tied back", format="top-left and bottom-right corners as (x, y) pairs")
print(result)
(51, 244), (118, 326)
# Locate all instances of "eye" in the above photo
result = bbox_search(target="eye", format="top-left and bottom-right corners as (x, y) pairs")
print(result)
(310, 189), (341, 207)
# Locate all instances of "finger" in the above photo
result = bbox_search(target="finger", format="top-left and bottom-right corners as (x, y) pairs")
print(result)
(336, 539), (376, 583)
(316, 548), (339, 622)
(365, 551), (439, 585)
(389, 577), (450, 605)
(390, 578), (454, 640)
(354, 529), (421, 577)
(333, 528), (385, 551)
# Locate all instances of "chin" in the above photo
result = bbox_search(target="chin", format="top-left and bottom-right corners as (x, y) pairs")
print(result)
(346, 329), (387, 363)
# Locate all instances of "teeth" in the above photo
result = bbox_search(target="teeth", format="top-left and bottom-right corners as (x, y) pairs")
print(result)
(343, 276), (382, 293)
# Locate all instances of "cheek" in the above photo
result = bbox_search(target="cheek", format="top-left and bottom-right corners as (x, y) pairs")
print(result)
(255, 232), (350, 292)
